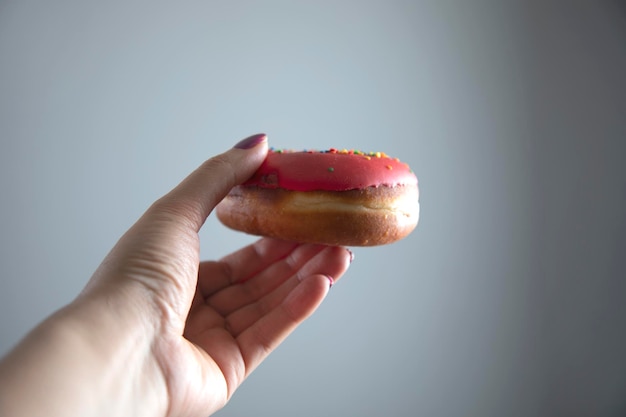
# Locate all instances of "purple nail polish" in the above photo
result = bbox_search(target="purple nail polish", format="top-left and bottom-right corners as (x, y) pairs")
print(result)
(346, 248), (355, 263)
(326, 275), (334, 288)
(234, 133), (267, 149)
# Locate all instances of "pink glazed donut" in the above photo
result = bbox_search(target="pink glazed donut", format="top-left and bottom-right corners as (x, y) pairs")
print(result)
(216, 148), (419, 246)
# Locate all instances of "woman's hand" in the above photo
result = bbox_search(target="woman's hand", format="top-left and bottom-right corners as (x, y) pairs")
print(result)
(0, 134), (352, 417)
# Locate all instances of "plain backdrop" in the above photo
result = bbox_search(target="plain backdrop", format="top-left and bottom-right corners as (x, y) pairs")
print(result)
(1, 1), (626, 416)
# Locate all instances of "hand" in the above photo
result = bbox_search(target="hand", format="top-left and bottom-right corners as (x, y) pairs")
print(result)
(0, 134), (352, 417)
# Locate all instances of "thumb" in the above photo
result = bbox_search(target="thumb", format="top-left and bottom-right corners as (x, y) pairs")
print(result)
(81, 134), (267, 312)
(150, 133), (268, 232)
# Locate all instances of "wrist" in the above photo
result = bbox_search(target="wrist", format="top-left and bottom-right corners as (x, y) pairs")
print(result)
(0, 288), (167, 417)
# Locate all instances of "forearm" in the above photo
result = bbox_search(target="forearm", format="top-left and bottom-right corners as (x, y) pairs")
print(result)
(0, 299), (167, 417)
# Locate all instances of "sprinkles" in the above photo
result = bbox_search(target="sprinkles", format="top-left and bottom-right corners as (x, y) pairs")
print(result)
(270, 147), (394, 159)
(267, 147), (412, 174)
(246, 146), (417, 192)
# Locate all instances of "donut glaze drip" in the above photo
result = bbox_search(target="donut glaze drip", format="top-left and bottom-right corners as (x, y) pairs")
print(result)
(244, 148), (418, 191)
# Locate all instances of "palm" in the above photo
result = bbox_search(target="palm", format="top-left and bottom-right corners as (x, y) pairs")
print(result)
(163, 238), (349, 415)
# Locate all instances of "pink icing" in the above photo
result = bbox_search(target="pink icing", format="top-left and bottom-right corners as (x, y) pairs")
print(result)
(243, 148), (418, 191)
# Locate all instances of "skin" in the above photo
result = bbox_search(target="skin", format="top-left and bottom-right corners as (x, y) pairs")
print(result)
(0, 135), (351, 417)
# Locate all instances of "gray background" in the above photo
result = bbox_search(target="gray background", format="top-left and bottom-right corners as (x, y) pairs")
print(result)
(1, 1), (626, 416)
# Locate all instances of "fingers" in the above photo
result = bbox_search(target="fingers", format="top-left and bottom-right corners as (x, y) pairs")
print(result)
(205, 242), (326, 313)
(145, 133), (268, 233)
(187, 239), (347, 334)
(196, 238), (300, 298)
(205, 241), (349, 317)
(236, 273), (335, 376)
(222, 245), (350, 337)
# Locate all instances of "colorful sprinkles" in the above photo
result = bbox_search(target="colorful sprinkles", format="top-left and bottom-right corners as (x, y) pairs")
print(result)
(270, 147), (393, 159)
(268, 147), (412, 172)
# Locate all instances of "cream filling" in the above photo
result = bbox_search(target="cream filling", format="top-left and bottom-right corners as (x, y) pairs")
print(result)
(284, 192), (420, 226)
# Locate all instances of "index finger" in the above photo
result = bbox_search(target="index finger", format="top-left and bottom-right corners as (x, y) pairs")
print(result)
(196, 238), (300, 298)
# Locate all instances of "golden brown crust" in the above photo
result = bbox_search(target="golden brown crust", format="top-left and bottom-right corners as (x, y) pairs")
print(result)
(215, 185), (419, 246)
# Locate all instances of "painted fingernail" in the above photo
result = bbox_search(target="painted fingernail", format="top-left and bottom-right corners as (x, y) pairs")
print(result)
(325, 275), (334, 288)
(346, 248), (355, 263)
(234, 133), (267, 149)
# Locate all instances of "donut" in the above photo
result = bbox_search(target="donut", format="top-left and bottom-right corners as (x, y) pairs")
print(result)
(216, 148), (419, 246)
